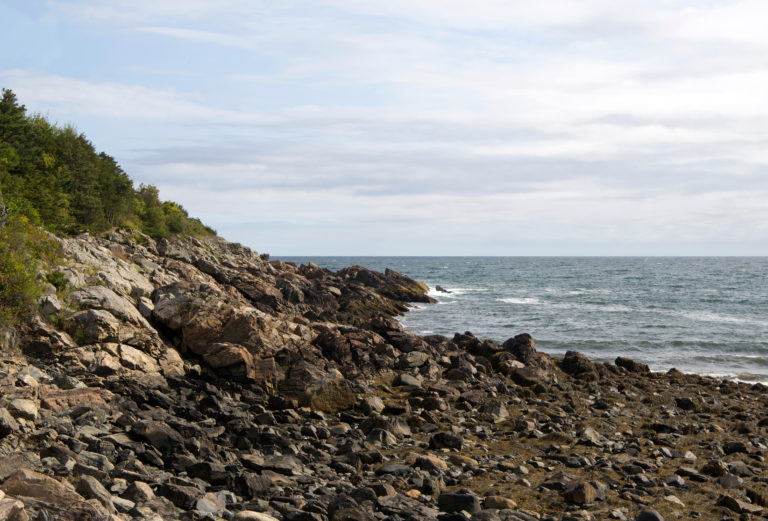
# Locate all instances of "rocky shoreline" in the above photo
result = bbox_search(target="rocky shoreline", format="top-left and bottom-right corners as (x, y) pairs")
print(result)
(0, 230), (766, 521)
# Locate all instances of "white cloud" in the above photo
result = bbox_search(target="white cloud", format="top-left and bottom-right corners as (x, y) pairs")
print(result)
(5, 1), (768, 253)
(134, 26), (253, 49)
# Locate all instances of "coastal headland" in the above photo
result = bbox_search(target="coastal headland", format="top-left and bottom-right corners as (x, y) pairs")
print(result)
(0, 230), (766, 521)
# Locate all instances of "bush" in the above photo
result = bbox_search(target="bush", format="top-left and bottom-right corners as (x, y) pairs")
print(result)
(45, 270), (68, 292)
(0, 211), (58, 324)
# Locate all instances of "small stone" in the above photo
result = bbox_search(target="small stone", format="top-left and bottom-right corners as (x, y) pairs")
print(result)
(375, 464), (412, 477)
(123, 481), (156, 503)
(564, 482), (597, 505)
(447, 454), (478, 468)
(483, 496), (517, 510)
(415, 455), (448, 471)
(664, 495), (685, 507)
(724, 441), (748, 455)
(111, 496), (136, 513)
(635, 509), (664, 521)
(371, 483), (396, 497)
(719, 473), (743, 489)
(196, 491), (227, 514)
(393, 373), (422, 387)
(39, 294), (62, 316)
(234, 512), (280, 521)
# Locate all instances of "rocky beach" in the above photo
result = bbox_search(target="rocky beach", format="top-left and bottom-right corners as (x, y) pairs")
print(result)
(0, 230), (766, 521)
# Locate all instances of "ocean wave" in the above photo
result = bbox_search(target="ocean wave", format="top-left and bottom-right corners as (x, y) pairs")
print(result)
(546, 301), (635, 313)
(675, 309), (768, 327)
(426, 286), (472, 297)
(497, 297), (540, 305)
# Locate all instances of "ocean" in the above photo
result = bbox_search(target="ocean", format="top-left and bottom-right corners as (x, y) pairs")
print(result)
(278, 257), (768, 382)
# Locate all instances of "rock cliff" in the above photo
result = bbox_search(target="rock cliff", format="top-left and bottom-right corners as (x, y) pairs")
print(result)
(0, 230), (765, 521)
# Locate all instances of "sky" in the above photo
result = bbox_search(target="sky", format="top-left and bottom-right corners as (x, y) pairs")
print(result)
(1, 1), (768, 255)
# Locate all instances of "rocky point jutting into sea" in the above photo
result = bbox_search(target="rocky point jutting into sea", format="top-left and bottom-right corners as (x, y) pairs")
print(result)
(0, 229), (767, 521)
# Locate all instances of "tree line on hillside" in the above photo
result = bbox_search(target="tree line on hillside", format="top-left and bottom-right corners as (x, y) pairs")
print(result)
(0, 88), (215, 323)
(0, 88), (214, 238)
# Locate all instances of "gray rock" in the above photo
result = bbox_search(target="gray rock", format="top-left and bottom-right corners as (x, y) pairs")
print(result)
(438, 492), (481, 514)
(76, 475), (116, 513)
(393, 373), (422, 387)
(8, 399), (37, 421)
(39, 294), (62, 316)
(718, 473), (743, 489)
(0, 409), (19, 437)
(429, 432), (463, 450)
(635, 509), (664, 521)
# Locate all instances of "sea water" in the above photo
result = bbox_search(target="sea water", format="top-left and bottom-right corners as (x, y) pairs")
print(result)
(278, 257), (768, 382)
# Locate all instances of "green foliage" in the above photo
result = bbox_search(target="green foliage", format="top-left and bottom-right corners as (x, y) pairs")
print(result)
(45, 271), (68, 292)
(0, 88), (214, 239)
(0, 211), (57, 324)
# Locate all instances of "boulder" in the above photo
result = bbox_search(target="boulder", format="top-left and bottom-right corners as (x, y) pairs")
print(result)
(561, 351), (599, 381)
(615, 357), (650, 373)
(280, 363), (356, 413)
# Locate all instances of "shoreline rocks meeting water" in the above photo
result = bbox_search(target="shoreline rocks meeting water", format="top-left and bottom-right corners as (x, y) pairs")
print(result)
(0, 230), (767, 521)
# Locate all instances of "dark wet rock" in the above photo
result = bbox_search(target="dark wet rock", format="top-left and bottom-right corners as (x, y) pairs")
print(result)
(723, 440), (747, 454)
(430, 432), (463, 450)
(438, 492), (481, 514)
(615, 357), (650, 373)
(674, 396), (698, 411)
(561, 351), (599, 381)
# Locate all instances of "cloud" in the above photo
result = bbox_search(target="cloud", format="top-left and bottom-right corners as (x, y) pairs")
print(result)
(133, 26), (253, 49)
(5, 1), (768, 253)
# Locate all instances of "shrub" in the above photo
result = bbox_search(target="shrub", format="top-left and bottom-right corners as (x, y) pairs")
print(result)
(0, 210), (59, 324)
(45, 270), (68, 292)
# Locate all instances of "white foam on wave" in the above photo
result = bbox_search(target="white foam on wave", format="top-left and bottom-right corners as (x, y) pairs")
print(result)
(547, 302), (634, 313)
(427, 286), (470, 297)
(676, 309), (768, 327)
(497, 297), (540, 305)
